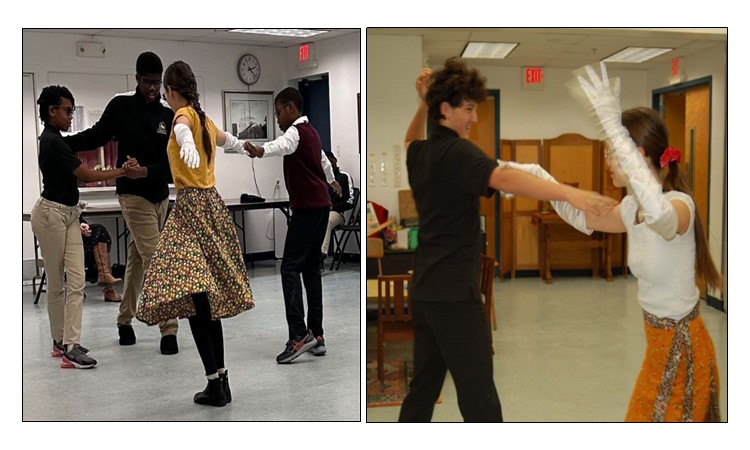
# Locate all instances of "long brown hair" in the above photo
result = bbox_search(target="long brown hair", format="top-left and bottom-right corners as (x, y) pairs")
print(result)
(621, 107), (721, 290)
(163, 61), (213, 164)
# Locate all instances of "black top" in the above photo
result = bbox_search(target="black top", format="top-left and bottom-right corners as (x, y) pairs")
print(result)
(330, 170), (354, 213)
(406, 125), (498, 303)
(38, 125), (83, 207)
(64, 89), (174, 203)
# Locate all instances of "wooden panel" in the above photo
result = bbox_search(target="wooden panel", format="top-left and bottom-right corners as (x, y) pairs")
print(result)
(664, 92), (686, 154)
(513, 141), (542, 212)
(599, 140), (626, 269)
(469, 96), (497, 260)
(500, 139), (514, 277)
(514, 214), (538, 269)
(398, 189), (417, 221)
(685, 83), (710, 296)
(543, 134), (600, 269)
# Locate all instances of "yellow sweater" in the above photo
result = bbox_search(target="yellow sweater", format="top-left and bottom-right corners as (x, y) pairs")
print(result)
(167, 106), (217, 190)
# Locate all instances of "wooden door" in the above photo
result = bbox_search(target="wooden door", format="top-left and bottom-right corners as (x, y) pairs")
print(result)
(468, 94), (498, 260)
(499, 139), (513, 278)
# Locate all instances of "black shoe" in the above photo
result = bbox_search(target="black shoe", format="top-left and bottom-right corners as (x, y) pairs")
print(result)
(118, 324), (136, 346)
(194, 378), (227, 407)
(220, 371), (232, 403)
(61, 344), (97, 369)
(160, 334), (178, 355)
(52, 340), (89, 357)
(276, 330), (317, 364)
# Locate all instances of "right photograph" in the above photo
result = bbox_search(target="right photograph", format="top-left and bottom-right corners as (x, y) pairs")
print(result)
(365, 27), (728, 423)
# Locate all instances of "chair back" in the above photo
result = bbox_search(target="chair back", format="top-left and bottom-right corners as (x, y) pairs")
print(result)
(367, 237), (384, 276)
(480, 254), (496, 320)
(377, 275), (412, 323)
(345, 187), (360, 226)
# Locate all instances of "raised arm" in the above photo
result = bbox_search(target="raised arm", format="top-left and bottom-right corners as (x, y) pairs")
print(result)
(404, 68), (432, 150)
(578, 63), (678, 239)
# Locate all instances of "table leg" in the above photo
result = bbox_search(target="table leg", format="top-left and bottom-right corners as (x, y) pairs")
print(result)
(543, 224), (552, 284)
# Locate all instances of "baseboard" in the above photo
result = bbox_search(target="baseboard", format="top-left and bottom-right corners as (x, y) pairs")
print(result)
(243, 251), (277, 263)
(706, 294), (724, 312)
(500, 267), (629, 280)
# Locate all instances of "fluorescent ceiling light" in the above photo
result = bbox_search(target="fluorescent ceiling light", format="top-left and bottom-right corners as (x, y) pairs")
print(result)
(229, 29), (328, 38)
(461, 42), (518, 59)
(603, 47), (673, 63)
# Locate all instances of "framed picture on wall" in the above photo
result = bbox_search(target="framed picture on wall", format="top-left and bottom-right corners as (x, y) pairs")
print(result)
(222, 91), (274, 147)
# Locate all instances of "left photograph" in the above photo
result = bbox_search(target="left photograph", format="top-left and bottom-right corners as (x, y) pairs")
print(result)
(21, 28), (361, 421)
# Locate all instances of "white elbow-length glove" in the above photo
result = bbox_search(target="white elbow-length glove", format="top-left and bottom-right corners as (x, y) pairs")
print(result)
(223, 132), (250, 156)
(499, 160), (593, 235)
(577, 62), (677, 239)
(174, 123), (200, 169)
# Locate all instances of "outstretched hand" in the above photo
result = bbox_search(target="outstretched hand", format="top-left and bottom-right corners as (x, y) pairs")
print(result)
(577, 62), (622, 135)
(243, 141), (264, 158)
(567, 188), (618, 216)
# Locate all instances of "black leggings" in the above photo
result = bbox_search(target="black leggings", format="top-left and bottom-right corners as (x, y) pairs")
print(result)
(188, 292), (225, 375)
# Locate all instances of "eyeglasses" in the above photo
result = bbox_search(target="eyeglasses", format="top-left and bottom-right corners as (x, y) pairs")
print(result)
(52, 105), (76, 115)
(274, 102), (292, 118)
(140, 78), (162, 88)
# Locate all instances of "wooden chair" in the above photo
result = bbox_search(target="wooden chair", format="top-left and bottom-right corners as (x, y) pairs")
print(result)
(366, 237), (384, 278)
(377, 274), (414, 386)
(480, 254), (498, 332)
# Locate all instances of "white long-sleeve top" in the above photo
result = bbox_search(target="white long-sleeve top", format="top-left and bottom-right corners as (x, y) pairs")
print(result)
(261, 116), (334, 183)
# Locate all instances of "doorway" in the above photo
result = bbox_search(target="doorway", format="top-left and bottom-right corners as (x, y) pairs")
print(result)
(298, 75), (332, 152)
(653, 77), (712, 298)
(468, 90), (501, 262)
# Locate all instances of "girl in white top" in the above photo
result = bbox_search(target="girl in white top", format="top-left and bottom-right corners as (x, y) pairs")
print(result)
(512, 63), (721, 421)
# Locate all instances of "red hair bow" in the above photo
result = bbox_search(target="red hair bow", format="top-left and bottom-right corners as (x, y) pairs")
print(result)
(659, 147), (681, 168)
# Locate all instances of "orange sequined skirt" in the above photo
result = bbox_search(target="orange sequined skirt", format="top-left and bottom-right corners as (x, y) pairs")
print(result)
(625, 303), (720, 422)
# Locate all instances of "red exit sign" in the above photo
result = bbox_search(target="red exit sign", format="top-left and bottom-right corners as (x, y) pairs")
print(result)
(522, 67), (545, 90)
(299, 44), (309, 62)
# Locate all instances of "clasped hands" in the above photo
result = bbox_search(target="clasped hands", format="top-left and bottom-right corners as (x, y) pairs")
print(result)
(121, 156), (147, 179)
(243, 141), (265, 158)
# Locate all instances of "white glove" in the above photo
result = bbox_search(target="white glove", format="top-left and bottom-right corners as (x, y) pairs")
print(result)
(223, 132), (251, 156)
(501, 160), (593, 235)
(577, 62), (677, 239)
(174, 123), (200, 169)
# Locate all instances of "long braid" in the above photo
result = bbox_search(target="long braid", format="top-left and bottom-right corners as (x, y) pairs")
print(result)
(164, 61), (214, 164)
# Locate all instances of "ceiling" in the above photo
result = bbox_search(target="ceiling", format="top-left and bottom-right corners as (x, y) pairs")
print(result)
(368, 28), (727, 70)
(24, 28), (359, 48)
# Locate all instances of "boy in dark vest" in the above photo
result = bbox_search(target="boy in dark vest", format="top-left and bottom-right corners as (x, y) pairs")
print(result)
(245, 88), (340, 363)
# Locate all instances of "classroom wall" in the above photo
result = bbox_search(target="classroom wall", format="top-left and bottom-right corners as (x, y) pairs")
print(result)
(22, 30), (361, 279)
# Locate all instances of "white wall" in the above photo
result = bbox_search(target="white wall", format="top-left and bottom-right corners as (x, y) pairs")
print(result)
(22, 30), (361, 278)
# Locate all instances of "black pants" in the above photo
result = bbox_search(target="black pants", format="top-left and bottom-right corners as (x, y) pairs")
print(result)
(281, 208), (329, 339)
(187, 292), (225, 376)
(398, 301), (503, 422)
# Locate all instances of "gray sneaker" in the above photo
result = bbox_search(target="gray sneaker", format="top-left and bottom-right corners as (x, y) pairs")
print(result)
(308, 336), (326, 356)
(61, 344), (97, 369)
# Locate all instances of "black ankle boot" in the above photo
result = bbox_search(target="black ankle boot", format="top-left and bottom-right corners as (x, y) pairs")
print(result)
(219, 371), (232, 403)
(194, 378), (227, 407)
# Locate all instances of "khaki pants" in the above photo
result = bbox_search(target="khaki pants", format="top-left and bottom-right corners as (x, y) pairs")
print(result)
(117, 195), (177, 336)
(30, 198), (86, 345)
(321, 211), (345, 255)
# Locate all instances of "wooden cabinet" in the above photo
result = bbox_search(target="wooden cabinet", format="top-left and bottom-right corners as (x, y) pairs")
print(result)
(499, 134), (626, 281)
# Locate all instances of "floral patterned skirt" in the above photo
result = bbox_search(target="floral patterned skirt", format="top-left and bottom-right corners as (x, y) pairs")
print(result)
(625, 303), (720, 422)
(136, 187), (254, 325)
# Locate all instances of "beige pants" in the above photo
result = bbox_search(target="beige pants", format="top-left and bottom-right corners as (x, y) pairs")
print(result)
(321, 211), (345, 254)
(30, 197), (85, 345)
(117, 195), (177, 336)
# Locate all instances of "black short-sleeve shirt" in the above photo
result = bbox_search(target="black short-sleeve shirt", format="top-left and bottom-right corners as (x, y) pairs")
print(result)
(38, 125), (82, 207)
(406, 125), (498, 303)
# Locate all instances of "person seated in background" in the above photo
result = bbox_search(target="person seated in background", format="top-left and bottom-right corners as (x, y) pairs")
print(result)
(80, 218), (122, 302)
(320, 151), (355, 270)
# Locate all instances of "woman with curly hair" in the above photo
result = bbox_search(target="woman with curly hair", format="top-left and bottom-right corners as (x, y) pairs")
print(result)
(398, 58), (616, 422)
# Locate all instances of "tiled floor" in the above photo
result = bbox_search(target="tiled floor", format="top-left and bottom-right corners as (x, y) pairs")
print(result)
(22, 259), (360, 421)
(366, 275), (728, 422)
